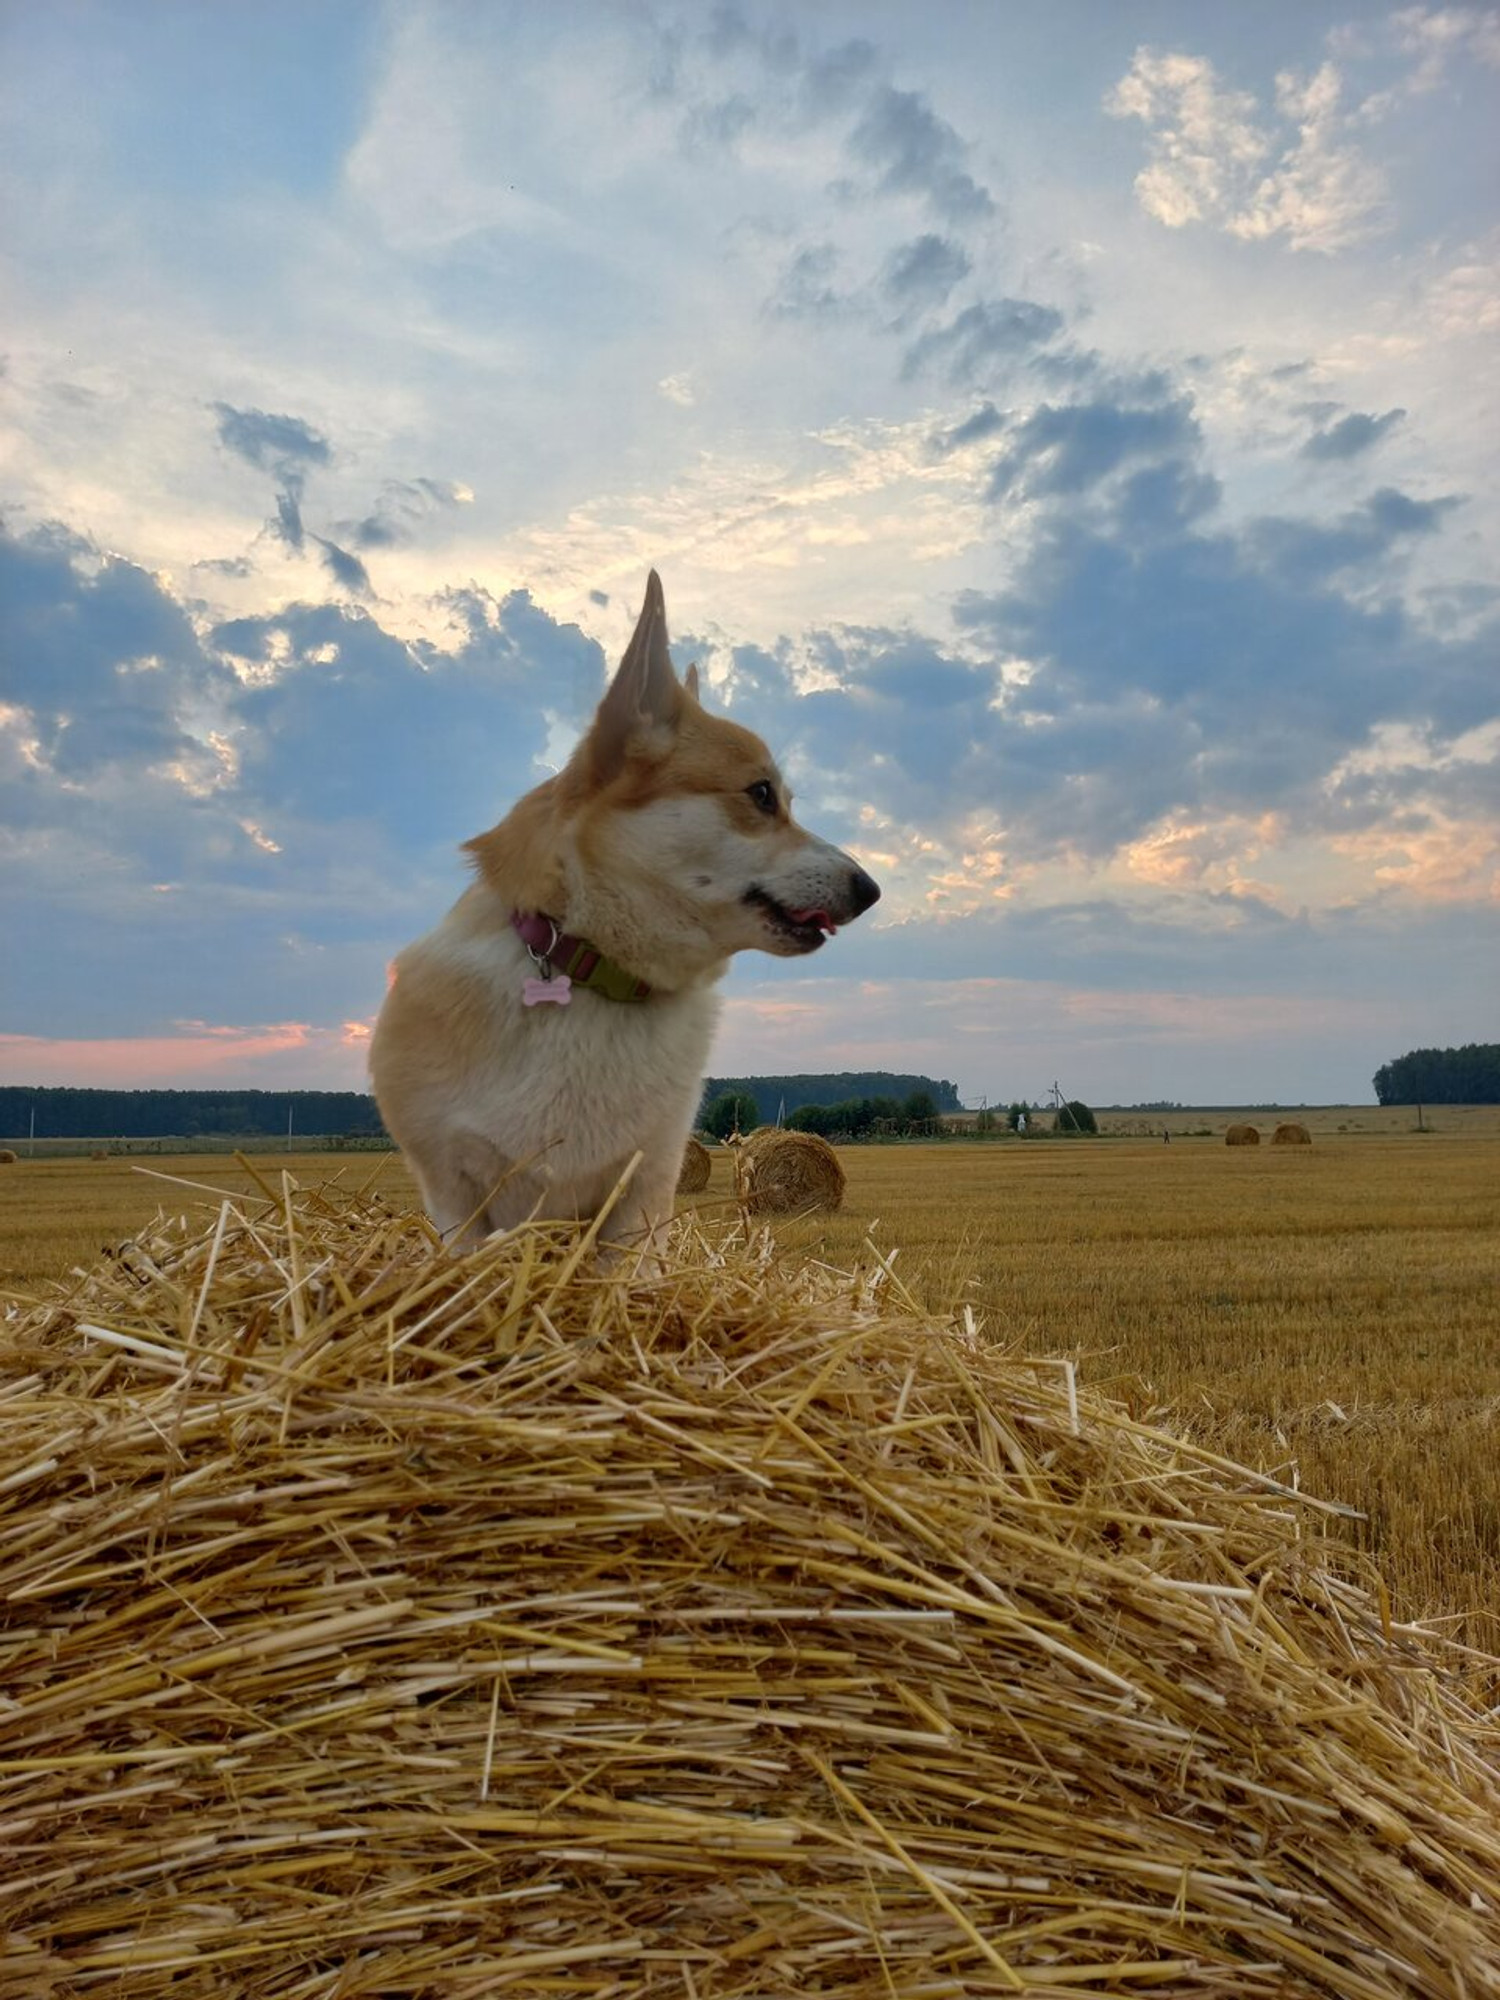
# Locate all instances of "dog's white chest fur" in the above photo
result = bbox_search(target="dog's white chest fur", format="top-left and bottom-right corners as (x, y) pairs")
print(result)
(372, 893), (720, 1244)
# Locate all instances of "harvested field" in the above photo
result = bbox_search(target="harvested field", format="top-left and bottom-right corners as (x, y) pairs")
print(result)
(4, 1131), (1498, 1678)
(1, 1177), (1497, 1996)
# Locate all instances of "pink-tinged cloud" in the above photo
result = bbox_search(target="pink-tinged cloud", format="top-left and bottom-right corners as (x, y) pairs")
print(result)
(1331, 815), (1500, 902)
(0, 1023), (372, 1090)
(716, 974), (1412, 1105)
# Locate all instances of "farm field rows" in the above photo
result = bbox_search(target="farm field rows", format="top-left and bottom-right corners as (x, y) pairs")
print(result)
(3, 1127), (1498, 1679)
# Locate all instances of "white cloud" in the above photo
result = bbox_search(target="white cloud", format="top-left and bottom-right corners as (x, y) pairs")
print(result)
(1105, 51), (1269, 232)
(1107, 47), (1388, 252)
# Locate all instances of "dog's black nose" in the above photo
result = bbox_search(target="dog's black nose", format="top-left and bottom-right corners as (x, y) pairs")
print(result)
(849, 867), (881, 915)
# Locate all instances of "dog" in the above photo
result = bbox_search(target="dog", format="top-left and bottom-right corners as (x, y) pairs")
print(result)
(370, 571), (880, 1251)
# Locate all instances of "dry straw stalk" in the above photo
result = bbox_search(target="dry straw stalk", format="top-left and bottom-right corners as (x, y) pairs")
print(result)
(1, 1169), (1497, 1998)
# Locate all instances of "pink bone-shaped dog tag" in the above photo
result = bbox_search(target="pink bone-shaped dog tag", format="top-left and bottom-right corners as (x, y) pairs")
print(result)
(522, 973), (572, 1007)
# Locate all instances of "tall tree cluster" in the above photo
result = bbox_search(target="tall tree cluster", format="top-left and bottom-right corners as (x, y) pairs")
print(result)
(1372, 1045), (1500, 1105)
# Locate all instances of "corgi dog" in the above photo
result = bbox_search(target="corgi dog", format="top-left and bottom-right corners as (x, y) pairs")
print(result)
(370, 571), (879, 1251)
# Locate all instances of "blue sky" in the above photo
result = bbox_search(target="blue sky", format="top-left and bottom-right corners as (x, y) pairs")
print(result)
(2, 1), (1496, 1107)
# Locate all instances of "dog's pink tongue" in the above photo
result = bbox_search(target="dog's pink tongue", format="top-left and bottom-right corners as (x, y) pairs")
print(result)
(790, 907), (837, 935)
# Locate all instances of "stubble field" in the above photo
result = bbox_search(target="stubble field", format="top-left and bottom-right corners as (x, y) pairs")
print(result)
(3, 1118), (1497, 1679)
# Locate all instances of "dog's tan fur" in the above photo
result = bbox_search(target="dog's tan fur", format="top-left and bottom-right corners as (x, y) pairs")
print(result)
(370, 572), (878, 1250)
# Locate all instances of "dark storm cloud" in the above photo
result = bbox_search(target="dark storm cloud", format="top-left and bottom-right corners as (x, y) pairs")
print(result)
(849, 85), (994, 223)
(903, 299), (1065, 384)
(1301, 408), (1406, 461)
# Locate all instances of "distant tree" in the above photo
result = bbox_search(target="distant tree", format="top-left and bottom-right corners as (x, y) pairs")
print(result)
(1006, 1101), (1031, 1132)
(703, 1091), (759, 1140)
(1056, 1099), (1098, 1135)
(699, 1072), (961, 1122)
(787, 1103), (832, 1136)
(1373, 1044), (1500, 1106)
(974, 1107), (997, 1135)
(902, 1090), (941, 1135)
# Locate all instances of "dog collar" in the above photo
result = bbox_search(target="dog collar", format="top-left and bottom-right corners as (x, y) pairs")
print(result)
(511, 910), (653, 1003)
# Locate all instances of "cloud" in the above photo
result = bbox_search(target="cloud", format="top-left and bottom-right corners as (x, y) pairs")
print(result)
(767, 243), (847, 320)
(0, 1023), (372, 1090)
(1106, 49), (1388, 251)
(343, 477), (472, 550)
(1300, 408), (1405, 460)
(0, 521), (234, 781)
(986, 396), (1201, 501)
(849, 85), (995, 223)
(312, 536), (372, 595)
(1381, 5), (1500, 98)
(213, 404), (332, 477)
(931, 402), (1006, 453)
(881, 233), (971, 313)
(903, 299), (1065, 384)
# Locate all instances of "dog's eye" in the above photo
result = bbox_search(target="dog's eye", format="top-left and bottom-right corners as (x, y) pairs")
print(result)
(746, 780), (778, 816)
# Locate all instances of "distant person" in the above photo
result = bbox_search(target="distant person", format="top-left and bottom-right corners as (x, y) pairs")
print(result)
(1017, 1112), (1027, 1134)
(1164, 1129), (1170, 1144)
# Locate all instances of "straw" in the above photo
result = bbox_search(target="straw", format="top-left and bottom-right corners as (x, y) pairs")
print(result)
(735, 1129), (846, 1215)
(1, 1178), (1497, 1998)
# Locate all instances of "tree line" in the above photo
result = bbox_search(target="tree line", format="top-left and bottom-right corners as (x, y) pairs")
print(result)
(0, 1087), (387, 1141)
(699, 1072), (960, 1124)
(1372, 1045), (1500, 1106)
(700, 1091), (1099, 1142)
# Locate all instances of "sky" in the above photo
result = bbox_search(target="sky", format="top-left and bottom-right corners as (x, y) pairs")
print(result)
(1, 1), (1497, 1109)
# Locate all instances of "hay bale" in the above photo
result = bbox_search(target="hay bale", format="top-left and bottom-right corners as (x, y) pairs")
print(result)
(0, 1147), (17, 1164)
(736, 1126), (845, 1214)
(2, 1183), (1498, 1998)
(676, 1134), (711, 1193)
(1225, 1122), (1261, 1146)
(1273, 1121), (1313, 1146)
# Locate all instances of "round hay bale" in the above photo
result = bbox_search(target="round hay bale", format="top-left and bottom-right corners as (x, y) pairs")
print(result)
(736, 1127), (845, 1215)
(2, 1190), (1498, 1996)
(1273, 1121), (1313, 1146)
(0, 1147), (18, 1164)
(675, 1134), (711, 1193)
(1225, 1122), (1261, 1146)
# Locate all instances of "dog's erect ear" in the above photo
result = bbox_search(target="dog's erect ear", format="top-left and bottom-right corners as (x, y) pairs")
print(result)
(589, 569), (681, 779)
(684, 661), (700, 702)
